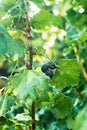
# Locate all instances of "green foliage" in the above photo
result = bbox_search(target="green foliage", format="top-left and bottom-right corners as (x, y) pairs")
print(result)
(0, 24), (25, 60)
(30, 10), (53, 30)
(52, 15), (66, 29)
(0, 95), (15, 116)
(0, 0), (14, 12)
(51, 94), (73, 119)
(6, 70), (51, 103)
(0, 17), (12, 28)
(7, 38), (25, 59)
(53, 59), (80, 89)
(29, 0), (42, 3)
(75, 0), (87, 7)
(0, 0), (86, 129)
(74, 106), (87, 130)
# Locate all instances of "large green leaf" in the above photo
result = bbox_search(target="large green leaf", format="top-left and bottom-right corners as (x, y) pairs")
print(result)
(74, 106), (87, 130)
(53, 59), (81, 89)
(74, 0), (87, 7)
(51, 94), (73, 119)
(6, 70), (51, 103)
(0, 0), (14, 12)
(79, 31), (87, 44)
(0, 95), (15, 116)
(66, 116), (74, 129)
(0, 32), (7, 55)
(52, 15), (66, 29)
(0, 24), (11, 55)
(0, 24), (7, 33)
(7, 38), (25, 59)
(30, 10), (53, 30)
(0, 16), (12, 28)
(64, 25), (79, 44)
(0, 24), (25, 59)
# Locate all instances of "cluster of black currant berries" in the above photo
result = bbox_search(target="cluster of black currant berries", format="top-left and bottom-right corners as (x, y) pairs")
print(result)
(41, 62), (57, 79)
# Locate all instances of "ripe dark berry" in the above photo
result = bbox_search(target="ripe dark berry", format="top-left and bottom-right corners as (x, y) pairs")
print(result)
(49, 62), (57, 69)
(41, 64), (48, 73)
(45, 70), (53, 79)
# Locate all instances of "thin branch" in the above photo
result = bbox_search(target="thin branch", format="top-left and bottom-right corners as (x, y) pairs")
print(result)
(75, 87), (87, 101)
(73, 47), (87, 81)
(80, 61), (87, 81)
(24, 0), (33, 69)
(23, 0), (31, 38)
(23, 0), (35, 130)
(32, 102), (35, 130)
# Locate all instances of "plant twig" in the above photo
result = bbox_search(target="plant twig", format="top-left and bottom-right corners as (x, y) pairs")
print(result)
(75, 87), (87, 101)
(23, 0), (35, 129)
(32, 102), (35, 130)
(73, 47), (87, 81)
(23, 0), (33, 69)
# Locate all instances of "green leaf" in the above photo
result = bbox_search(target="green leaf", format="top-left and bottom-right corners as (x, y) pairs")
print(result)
(74, 106), (87, 130)
(0, 0), (14, 12)
(0, 24), (25, 59)
(53, 59), (81, 89)
(35, 45), (46, 56)
(66, 116), (74, 129)
(0, 24), (7, 33)
(52, 15), (66, 29)
(51, 94), (73, 119)
(0, 16), (12, 27)
(30, 10), (53, 30)
(0, 32), (7, 55)
(79, 31), (87, 44)
(7, 38), (25, 59)
(29, 0), (42, 3)
(0, 95), (15, 116)
(75, 0), (87, 8)
(14, 113), (32, 123)
(6, 70), (51, 103)
(65, 25), (79, 43)
(0, 24), (11, 54)
(46, 122), (59, 130)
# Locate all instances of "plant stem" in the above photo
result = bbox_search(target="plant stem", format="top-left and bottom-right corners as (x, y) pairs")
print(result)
(23, 0), (35, 129)
(73, 47), (87, 81)
(75, 87), (87, 101)
(32, 102), (35, 130)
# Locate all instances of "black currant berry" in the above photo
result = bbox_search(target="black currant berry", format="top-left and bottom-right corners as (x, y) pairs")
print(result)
(41, 64), (48, 73)
(45, 70), (53, 79)
(49, 62), (57, 69)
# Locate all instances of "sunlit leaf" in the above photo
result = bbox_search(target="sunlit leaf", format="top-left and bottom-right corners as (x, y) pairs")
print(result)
(74, 106), (87, 130)
(51, 94), (73, 119)
(53, 59), (81, 89)
(6, 70), (51, 103)
(30, 10), (53, 30)
(0, 24), (25, 59)
(52, 15), (66, 29)
(0, 95), (15, 116)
